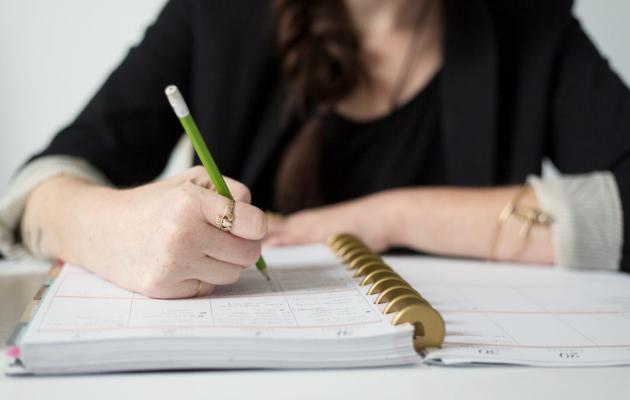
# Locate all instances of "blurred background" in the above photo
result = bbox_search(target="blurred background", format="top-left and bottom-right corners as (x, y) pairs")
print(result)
(1, 0), (629, 189)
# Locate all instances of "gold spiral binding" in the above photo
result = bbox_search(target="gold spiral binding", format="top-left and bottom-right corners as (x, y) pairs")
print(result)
(353, 262), (390, 278)
(376, 285), (421, 304)
(367, 276), (412, 295)
(348, 254), (383, 270)
(342, 248), (374, 264)
(337, 242), (364, 258)
(328, 233), (445, 351)
(360, 270), (399, 286)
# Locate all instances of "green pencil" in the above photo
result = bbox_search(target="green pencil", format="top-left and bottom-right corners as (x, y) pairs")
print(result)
(165, 85), (270, 281)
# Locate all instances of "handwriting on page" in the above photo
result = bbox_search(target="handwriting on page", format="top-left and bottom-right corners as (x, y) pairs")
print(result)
(25, 263), (392, 343)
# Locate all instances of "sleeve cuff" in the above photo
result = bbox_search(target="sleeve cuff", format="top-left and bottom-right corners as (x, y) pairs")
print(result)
(528, 171), (623, 271)
(0, 156), (110, 260)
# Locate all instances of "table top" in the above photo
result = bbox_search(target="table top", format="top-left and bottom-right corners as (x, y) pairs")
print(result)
(1, 260), (629, 400)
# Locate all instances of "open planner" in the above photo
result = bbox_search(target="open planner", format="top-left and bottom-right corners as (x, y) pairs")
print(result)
(5, 234), (443, 374)
(6, 234), (630, 375)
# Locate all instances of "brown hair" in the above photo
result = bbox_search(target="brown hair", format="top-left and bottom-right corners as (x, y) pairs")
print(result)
(272, 0), (364, 213)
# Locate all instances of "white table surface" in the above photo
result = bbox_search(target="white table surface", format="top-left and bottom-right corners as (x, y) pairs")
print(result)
(2, 260), (630, 400)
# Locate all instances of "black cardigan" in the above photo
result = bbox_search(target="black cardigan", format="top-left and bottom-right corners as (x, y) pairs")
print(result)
(33, 0), (630, 271)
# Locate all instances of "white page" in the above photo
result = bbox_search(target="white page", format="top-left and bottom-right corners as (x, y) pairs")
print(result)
(21, 245), (411, 344)
(388, 256), (630, 366)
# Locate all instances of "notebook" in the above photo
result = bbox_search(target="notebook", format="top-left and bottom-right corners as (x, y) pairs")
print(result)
(396, 256), (630, 367)
(6, 234), (630, 375)
(5, 234), (444, 375)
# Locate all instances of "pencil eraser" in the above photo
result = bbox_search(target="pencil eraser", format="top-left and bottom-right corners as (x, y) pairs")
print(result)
(165, 85), (190, 118)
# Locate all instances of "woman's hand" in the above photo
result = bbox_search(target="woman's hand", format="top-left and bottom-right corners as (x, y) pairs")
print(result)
(21, 166), (266, 298)
(265, 193), (397, 252)
(265, 186), (554, 266)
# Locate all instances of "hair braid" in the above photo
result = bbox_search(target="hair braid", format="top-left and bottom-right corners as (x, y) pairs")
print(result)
(273, 0), (363, 213)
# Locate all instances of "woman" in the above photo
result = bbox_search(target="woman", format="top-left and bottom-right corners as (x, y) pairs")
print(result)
(1, 0), (629, 298)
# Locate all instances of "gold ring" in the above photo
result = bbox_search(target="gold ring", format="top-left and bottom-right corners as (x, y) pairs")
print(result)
(195, 280), (203, 297)
(216, 199), (235, 231)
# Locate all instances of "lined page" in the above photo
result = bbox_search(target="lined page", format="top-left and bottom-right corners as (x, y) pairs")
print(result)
(21, 245), (410, 344)
(390, 256), (630, 366)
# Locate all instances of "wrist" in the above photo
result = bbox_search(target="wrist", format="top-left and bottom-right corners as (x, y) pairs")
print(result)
(23, 175), (117, 262)
(64, 181), (123, 264)
(368, 189), (417, 249)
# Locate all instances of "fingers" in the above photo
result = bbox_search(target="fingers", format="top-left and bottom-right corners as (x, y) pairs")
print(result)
(180, 167), (263, 238)
(193, 222), (262, 267)
(180, 279), (216, 298)
(162, 257), (244, 298)
(146, 279), (216, 299)
(265, 210), (305, 236)
(138, 255), (245, 299)
(263, 210), (329, 247)
(194, 280), (216, 297)
(190, 185), (267, 240)
(185, 166), (252, 203)
(141, 256), (243, 299)
(265, 212), (286, 234)
(186, 256), (245, 286)
(264, 231), (310, 247)
(224, 177), (252, 204)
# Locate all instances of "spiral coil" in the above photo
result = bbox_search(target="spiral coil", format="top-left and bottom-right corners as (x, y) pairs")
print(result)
(327, 233), (445, 350)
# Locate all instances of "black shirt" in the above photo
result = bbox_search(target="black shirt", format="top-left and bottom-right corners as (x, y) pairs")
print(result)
(320, 73), (443, 204)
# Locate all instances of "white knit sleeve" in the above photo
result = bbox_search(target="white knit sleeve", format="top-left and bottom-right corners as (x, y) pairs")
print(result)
(528, 171), (623, 271)
(0, 156), (110, 260)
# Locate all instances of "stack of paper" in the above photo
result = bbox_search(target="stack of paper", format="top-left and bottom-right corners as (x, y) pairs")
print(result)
(11, 246), (418, 374)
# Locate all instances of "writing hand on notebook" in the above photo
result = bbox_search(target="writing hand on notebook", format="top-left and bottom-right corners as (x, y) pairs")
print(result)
(265, 192), (394, 252)
(20, 166), (266, 299)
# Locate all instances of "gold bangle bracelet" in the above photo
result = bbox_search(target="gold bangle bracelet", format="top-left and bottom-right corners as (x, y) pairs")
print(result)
(488, 185), (553, 261)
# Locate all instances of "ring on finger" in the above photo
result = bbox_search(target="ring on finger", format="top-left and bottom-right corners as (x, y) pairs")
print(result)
(216, 198), (235, 232)
(195, 279), (203, 297)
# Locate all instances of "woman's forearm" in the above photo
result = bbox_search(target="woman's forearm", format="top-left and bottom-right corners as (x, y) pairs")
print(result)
(385, 186), (554, 264)
(20, 175), (113, 265)
(266, 184), (554, 264)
